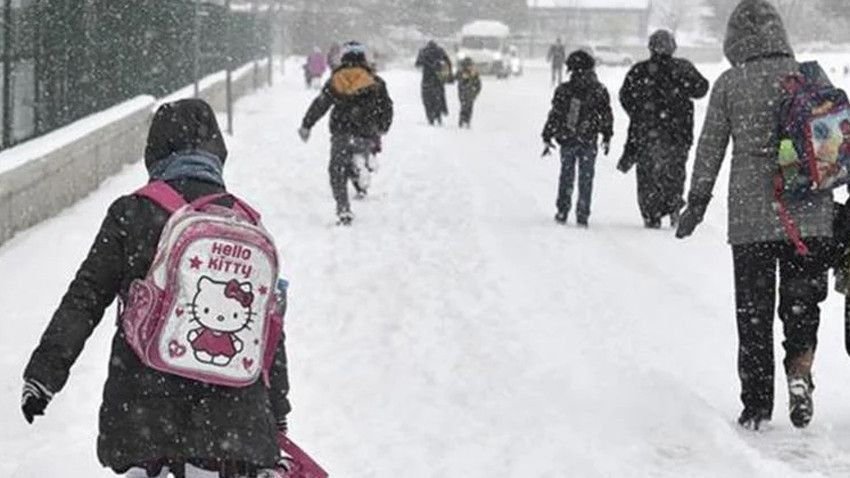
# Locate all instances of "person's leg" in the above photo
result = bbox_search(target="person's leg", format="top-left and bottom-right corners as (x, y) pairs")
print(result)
(636, 159), (659, 227)
(778, 239), (828, 426)
(556, 145), (578, 217)
(459, 100), (471, 127)
(329, 137), (352, 216)
(575, 145), (598, 224)
(732, 242), (779, 427)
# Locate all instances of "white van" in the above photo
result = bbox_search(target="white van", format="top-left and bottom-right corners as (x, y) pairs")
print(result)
(456, 20), (512, 78)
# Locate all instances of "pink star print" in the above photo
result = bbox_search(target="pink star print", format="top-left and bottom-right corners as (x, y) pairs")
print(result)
(189, 256), (202, 270)
(258, 285), (269, 296)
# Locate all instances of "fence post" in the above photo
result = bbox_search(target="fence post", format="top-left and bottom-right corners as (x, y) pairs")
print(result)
(225, 0), (233, 135)
(2, 0), (13, 147)
(193, 0), (200, 97)
(267, 1), (274, 86)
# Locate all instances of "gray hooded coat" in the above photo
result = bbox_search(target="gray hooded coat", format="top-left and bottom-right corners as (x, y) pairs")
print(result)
(687, 0), (833, 245)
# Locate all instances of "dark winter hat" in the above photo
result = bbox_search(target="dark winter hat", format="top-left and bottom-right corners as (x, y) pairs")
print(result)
(649, 30), (677, 56)
(144, 99), (227, 170)
(566, 50), (595, 72)
(340, 40), (368, 65)
(724, 0), (792, 66)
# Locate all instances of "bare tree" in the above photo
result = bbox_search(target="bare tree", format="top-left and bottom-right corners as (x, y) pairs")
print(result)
(652, 0), (707, 35)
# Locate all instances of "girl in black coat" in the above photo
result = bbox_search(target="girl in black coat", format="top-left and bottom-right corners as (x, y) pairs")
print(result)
(21, 99), (291, 478)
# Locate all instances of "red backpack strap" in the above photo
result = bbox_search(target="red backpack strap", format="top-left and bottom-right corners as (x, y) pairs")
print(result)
(773, 175), (811, 256)
(135, 181), (188, 214)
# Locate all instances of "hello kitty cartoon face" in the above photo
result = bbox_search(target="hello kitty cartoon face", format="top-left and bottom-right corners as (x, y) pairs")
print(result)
(190, 277), (255, 333)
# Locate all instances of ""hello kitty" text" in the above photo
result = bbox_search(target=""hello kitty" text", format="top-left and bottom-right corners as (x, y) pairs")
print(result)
(208, 241), (253, 279)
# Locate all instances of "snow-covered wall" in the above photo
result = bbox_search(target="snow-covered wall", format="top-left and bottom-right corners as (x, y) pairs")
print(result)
(0, 61), (269, 246)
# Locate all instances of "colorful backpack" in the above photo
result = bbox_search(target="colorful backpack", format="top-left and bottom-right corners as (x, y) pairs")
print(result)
(120, 181), (283, 387)
(774, 61), (850, 254)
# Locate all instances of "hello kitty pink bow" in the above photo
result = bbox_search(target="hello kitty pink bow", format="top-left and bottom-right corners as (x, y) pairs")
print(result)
(225, 280), (254, 307)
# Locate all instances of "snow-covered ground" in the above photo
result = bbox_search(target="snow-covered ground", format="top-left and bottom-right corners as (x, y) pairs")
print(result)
(5, 58), (850, 477)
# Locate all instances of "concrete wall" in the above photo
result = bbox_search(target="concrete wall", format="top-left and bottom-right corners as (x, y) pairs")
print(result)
(0, 61), (268, 246)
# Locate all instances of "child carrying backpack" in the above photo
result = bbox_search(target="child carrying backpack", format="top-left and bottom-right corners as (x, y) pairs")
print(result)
(456, 57), (482, 129)
(299, 41), (394, 226)
(20, 100), (304, 478)
(541, 50), (613, 227)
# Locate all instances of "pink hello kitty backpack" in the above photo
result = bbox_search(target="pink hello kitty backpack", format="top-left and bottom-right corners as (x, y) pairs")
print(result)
(120, 181), (283, 387)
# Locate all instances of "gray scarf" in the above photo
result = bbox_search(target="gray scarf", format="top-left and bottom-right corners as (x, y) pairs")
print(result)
(148, 150), (225, 187)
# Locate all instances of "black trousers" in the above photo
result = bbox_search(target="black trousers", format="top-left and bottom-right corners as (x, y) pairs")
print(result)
(329, 135), (373, 214)
(732, 240), (829, 416)
(636, 141), (688, 222)
(459, 99), (475, 126)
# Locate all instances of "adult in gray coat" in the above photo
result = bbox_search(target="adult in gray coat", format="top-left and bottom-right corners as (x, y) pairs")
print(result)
(676, 0), (833, 431)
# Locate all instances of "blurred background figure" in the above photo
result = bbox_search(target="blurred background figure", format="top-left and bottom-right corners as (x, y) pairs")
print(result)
(456, 57), (482, 129)
(416, 40), (453, 126)
(304, 47), (328, 89)
(547, 37), (567, 86)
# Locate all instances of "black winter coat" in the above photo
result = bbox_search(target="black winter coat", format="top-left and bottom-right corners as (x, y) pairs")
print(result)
(24, 99), (290, 474)
(301, 62), (394, 139)
(542, 71), (614, 147)
(457, 68), (482, 104)
(619, 54), (709, 170)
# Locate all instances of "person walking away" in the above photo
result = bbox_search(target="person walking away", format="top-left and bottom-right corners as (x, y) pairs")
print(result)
(547, 37), (567, 86)
(299, 41), (394, 226)
(416, 40), (453, 126)
(542, 50), (613, 227)
(456, 57), (482, 128)
(618, 30), (709, 229)
(304, 47), (328, 88)
(675, 0), (833, 430)
(21, 99), (292, 477)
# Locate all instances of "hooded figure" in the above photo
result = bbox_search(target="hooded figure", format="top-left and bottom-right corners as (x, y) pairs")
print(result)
(22, 99), (291, 477)
(415, 40), (453, 125)
(619, 29), (709, 228)
(300, 41), (394, 225)
(676, 0), (833, 431)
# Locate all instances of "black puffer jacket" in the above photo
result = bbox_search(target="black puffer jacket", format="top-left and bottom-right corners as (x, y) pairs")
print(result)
(24, 99), (290, 474)
(542, 71), (614, 147)
(301, 60), (394, 138)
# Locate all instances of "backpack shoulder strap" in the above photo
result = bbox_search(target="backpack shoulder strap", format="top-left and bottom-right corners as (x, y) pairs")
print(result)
(135, 181), (187, 214)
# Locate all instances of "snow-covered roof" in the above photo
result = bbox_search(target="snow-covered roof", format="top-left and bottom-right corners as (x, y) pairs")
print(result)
(460, 21), (511, 38)
(529, 0), (650, 10)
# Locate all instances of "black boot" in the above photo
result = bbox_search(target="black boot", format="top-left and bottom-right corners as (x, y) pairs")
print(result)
(554, 210), (568, 224)
(787, 349), (815, 428)
(738, 407), (771, 431)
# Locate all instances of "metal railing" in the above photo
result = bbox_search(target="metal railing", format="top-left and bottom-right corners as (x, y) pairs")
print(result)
(0, 0), (274, 151)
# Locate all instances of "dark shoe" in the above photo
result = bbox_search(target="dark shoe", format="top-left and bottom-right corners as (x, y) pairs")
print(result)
(555, 211), (568, 224)
(337, 210), (354, 226)
(576, 216), (589, 228)
(644, 217), (662, 229)
(738, 408), (771, 431)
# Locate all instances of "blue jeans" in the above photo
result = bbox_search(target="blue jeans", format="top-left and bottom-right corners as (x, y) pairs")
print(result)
(557, 143), (597, 219)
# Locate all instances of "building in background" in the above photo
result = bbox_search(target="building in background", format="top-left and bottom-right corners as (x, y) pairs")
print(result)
(527, 0), (650, 55)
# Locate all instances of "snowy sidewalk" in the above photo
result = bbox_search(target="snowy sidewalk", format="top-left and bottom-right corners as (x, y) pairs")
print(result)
(3, 62), (850, 477)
